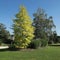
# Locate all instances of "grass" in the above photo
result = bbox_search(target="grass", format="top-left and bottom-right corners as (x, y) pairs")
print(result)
(0, 46), (60, 60)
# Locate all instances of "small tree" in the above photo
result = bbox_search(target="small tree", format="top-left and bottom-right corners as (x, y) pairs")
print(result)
(13, 6), (34, 48)
(33, 8), (55, 39)
(33, 8), (56, 46)
(0, 23), (10, 43)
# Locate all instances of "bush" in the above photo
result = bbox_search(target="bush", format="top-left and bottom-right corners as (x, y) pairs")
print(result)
(28, 39), (41, 49)
(9, 41), (21, 51)
(9, 43), (15, 48)
(0, 41), (2, 46)
(0, 39), (2, 46)
(48, 41), (53, 44)
(41, 38), (48, 47)
(3, 39), (13, 44)
(57, 38), (60, 43)
(9, 41), (17, 50)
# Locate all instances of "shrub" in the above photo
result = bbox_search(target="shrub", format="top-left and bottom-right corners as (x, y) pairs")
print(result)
(48, 41), (53, 44)
(9, 41), (21, 51)
(28, 39), (41, 49)
(41, 38), (48, 47)
(9, 43), (15, 48)
(0, 39), (2, 46)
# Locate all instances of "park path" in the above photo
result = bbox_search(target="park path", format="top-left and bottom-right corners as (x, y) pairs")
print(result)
(0, 46), (9, 49)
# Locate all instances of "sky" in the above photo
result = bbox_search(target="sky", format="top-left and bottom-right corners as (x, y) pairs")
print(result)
(0, 0), (60, 35)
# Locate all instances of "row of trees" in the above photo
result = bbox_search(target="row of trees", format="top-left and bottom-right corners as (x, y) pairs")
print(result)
(0, 6), (59, 49)
(12, 6), (56, 48)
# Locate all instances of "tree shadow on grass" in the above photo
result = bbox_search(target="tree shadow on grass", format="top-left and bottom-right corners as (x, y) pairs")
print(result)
(0, 48), (21, 52)
(0, 48), (9, 52)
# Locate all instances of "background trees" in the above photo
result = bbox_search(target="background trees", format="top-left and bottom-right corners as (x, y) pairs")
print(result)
(33, 8), (56, 46)
(0, 6), (58, 49)
(13, 6), (34, 48)
(0, 23), (10, 44)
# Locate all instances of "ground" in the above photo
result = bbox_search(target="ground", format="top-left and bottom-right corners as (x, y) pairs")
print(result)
(0, 46), (60, 60)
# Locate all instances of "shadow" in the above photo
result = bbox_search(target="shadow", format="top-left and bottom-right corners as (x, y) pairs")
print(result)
(8, 48), (21, 51)
(0, 48), (9, 52)
(0, 48), (21, 52)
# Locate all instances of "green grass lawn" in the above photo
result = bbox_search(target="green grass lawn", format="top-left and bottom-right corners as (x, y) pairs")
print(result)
(0, 46), (60, 60)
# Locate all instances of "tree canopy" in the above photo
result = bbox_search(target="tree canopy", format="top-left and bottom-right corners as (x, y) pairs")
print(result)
(33, 8), (56, 39)
(13, 6), (34, 48)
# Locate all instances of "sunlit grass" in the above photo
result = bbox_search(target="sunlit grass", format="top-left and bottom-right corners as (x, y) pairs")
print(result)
(0, 46), (60, 60)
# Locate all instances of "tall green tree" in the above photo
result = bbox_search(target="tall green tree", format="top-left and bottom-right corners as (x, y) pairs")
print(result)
(33, 8), (56, 40)
(13, 6), (34, 48)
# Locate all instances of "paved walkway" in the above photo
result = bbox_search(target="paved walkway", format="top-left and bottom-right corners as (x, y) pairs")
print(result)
(0, 46), (9, 49)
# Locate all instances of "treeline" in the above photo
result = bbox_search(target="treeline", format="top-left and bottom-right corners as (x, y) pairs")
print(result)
(0, 6), (60, 49)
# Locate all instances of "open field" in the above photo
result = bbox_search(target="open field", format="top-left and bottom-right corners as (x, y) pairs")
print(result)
(0, 46), (60, 60)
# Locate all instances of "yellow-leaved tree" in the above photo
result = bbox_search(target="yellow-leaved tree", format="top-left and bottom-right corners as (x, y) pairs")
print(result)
(13, 6), (34, 48)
